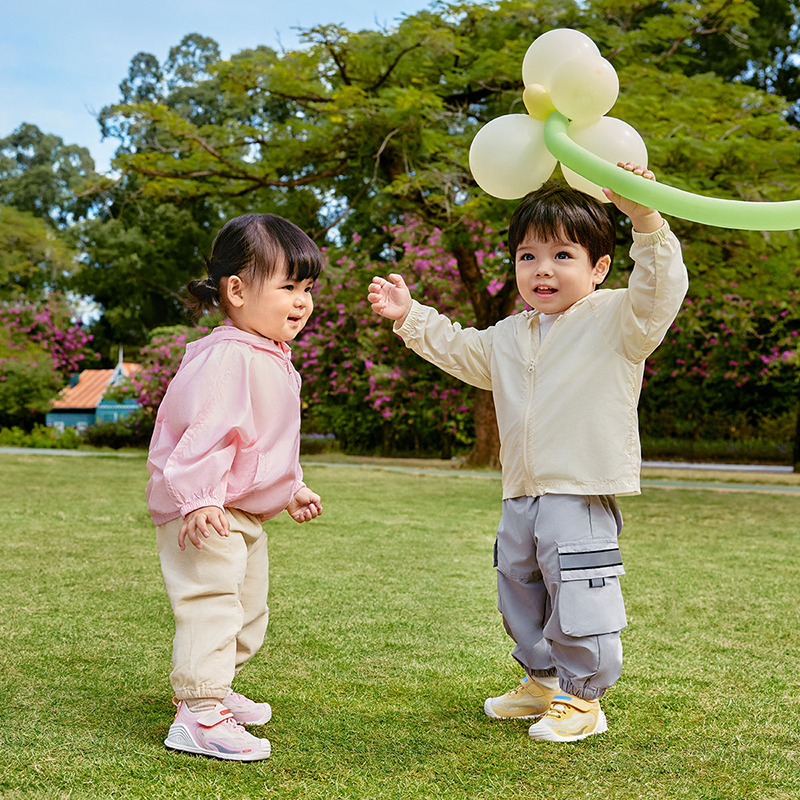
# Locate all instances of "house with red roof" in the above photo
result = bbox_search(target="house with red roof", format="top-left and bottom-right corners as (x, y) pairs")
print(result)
(46, 358), (142, 431)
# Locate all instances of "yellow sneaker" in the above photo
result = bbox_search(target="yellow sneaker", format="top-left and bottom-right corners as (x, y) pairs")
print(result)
(483, 675), (557, 720)
(527, 693), (607, 742)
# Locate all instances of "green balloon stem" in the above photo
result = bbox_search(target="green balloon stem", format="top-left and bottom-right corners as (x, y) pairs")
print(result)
(543, 112), (800, 231)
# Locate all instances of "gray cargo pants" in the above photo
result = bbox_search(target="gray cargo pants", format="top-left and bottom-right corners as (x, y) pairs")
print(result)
(494, 494), (626, 701)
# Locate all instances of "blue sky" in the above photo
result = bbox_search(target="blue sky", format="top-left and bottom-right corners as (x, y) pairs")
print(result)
(1, 0), (433, 173)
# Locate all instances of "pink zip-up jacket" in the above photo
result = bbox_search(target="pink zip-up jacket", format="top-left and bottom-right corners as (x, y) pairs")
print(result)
(146, 326), (305, 526)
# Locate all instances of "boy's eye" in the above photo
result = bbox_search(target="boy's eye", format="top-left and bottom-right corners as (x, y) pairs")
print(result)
(555, 251), (572, 259)
(519, 253), (534, 261)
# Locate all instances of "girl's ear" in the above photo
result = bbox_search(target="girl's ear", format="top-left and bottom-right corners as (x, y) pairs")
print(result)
(592, 255), (611, 286)
(223, 275), (245, 308)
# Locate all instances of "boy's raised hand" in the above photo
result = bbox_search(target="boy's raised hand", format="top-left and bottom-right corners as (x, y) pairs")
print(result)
(368, 274), (413, 326)
(603, 162), (664, 234)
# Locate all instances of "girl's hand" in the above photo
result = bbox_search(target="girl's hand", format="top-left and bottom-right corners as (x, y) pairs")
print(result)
(288, 487), (322, 523)
(603, 162), (664, 234)
(179, 506), (229, 551)
(367, 274), (413, 325)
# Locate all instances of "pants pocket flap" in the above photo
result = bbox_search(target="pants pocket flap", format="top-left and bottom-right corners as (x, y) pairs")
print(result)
(557, 539), (624, 582)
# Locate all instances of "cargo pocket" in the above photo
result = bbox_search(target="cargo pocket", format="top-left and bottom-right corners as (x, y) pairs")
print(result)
(556, 539), (627, 637)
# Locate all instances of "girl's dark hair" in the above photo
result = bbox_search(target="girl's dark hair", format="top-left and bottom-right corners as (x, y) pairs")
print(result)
(507, 183), (616, 269)
(186, 214), (324, 317)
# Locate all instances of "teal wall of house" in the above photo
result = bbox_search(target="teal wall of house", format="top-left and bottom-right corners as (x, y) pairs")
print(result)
(96, 398), (140, 423)
(45, 411), (96, 430)
(46, 399), (139, 430)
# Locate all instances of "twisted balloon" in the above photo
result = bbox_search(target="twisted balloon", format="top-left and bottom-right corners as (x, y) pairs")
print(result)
(468, 29), (800, 231)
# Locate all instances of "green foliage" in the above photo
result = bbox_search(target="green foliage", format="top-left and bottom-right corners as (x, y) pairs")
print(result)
(8, 2), (800, 455)
(0, 123), (100, 227)
(641, 288), (800, 445)
(0, 205), (77, 298)
(0, 359), (62, 429)
(79, 408), (154, 449)
(73, 194), (218, 351)
(0, 423), (82, 449)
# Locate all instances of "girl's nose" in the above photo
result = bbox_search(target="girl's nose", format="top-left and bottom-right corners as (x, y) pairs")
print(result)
(535, 262), (553, 277)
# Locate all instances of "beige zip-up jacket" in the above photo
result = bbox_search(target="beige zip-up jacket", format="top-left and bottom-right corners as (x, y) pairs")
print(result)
(394, 222), (688, 499)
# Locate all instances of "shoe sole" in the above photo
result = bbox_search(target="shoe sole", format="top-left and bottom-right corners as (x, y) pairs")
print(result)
(483, 697), (547, 720)
(528, 709), (608, 742)
(164, 723), (271, 761)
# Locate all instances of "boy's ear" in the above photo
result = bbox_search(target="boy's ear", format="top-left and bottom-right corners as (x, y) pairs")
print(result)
(592, 255), (611, 286)
(223, 275), (245, 308)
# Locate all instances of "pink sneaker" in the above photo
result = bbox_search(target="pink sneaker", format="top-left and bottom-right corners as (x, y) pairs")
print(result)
(224, 690), (273, 726)
(164, 701), (271, 761)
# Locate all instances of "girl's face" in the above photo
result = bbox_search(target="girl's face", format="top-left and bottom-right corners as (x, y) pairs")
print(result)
(226, 267), (315, 342)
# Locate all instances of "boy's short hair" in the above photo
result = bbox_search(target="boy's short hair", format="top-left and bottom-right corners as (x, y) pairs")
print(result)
(507, 183), (616, 268)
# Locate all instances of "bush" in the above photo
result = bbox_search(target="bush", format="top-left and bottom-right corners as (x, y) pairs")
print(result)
(299, 433), (339, 455)
(79, 410), (154, 450)
(641, 436), (792, 465)
(0, 424), (82, 449)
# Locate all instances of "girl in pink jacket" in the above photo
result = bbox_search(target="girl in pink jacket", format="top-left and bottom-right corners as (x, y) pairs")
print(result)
(146, 214), (323, 761)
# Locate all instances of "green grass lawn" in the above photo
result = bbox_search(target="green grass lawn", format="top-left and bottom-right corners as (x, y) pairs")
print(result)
(1, 452), (799, 800)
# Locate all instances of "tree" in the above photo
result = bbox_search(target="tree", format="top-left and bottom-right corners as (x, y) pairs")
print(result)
(0, 124), (100, 228)
(0, 205), (77, 298)
(89, 0), (800, 462)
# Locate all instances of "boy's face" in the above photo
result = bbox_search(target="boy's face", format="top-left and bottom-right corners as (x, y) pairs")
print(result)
(514, 233), (611, 315)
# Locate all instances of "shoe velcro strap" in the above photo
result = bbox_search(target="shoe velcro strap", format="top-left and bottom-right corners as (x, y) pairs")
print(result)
(196, 707), (235, 727)
(553, 694), (598, 713)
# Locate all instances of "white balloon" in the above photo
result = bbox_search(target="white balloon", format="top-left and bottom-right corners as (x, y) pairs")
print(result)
(469, 114), (557, 200)
(550, 54), (619, 123)
(561, 117), (648, 203)
(521, 29), (600, 90)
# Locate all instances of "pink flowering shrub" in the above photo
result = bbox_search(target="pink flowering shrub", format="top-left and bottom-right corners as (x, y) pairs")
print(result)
(294, 218), (508, 456)
(0, 294), (96, 429)
(0, 294), (94, 377)
(641, 286), (800, 442)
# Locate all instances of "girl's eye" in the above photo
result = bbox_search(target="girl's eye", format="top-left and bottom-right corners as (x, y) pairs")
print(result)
(556, 251), (572, 259)
(304, 285), (314, 293)
(519, 253), (534, 261)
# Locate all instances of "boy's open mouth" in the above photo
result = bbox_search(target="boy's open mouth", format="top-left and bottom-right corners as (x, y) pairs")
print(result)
(534, 286), (557, 296)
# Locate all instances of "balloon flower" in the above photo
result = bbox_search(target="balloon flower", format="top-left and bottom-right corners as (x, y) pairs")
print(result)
(468, 28), (800, 231)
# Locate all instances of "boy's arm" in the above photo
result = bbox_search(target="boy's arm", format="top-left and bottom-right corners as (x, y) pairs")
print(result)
(368, 274), (494, 390)
(392, 301), (494, 390)
(603, 164), (689, 362)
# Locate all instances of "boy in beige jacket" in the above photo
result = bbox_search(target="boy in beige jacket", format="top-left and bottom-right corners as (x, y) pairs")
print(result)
(367, 164), (688, 742)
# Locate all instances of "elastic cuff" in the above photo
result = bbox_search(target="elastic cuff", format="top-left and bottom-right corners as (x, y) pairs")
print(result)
(392, 299), (424, 338)
(559, 679), (606, 701)
(173, 686), (230, 702)
(178, 500), (224, 518)
(528, 668), (558, 678)
(630, 220), (670, 246)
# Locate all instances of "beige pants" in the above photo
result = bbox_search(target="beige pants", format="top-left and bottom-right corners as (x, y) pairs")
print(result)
(157, 508), (269, 700)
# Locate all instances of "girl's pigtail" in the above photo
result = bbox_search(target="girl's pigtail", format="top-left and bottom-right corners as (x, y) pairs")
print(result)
(185, 275), (219, 319)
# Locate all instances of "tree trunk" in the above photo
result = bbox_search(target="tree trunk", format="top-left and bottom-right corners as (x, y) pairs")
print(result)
(464, 389), (502, 469)
(793, 402), (800, 473)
